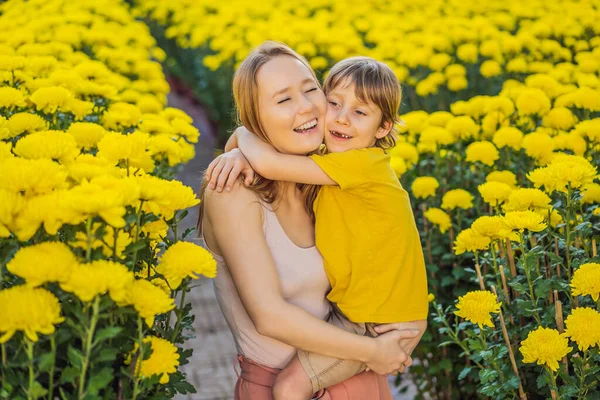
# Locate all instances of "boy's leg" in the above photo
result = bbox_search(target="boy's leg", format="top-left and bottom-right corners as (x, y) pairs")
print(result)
(272, 354), (313, 400)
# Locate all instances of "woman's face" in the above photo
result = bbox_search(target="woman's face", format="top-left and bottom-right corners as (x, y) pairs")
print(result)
(256, 55), (326, 155)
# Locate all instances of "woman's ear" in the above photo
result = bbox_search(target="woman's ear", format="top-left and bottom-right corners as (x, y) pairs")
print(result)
(375, 120), (393, 139)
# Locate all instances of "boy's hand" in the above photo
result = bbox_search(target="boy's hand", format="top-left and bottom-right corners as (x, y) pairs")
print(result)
(205, 148), (255, 192)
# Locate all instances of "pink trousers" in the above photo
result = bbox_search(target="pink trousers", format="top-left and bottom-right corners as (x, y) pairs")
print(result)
(234, 355), (393, 400)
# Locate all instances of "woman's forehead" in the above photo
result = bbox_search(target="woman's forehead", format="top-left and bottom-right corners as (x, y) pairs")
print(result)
(257, 56), (315, 95)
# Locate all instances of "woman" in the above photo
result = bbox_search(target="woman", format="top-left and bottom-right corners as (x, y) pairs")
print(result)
(199, 41), (417, 399)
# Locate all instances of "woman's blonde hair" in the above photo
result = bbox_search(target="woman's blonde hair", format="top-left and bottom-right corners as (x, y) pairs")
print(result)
(323, 56), (402, 150)
(197, 41), (321, 232)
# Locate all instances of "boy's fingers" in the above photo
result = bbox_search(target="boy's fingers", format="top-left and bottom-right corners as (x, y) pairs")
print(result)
(209, 158), (226, 189)
(216, 163), (234, 192)
(205, 158), (218, 182)
(226, 164), (243, 191)
(244, 169), (255, 186)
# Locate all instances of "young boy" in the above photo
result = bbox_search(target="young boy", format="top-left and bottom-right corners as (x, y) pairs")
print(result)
(211, 56), (428, 399)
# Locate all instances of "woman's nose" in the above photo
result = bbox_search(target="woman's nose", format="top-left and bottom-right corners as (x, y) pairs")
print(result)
(298, 94), (315, 114)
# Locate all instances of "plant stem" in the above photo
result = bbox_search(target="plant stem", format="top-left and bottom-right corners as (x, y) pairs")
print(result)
(26, 339), (34, 400)
(576, 350), (589, 400)
(78, 296), (100, 399)
(131, 201), (144, 270)
(564, 188), (573, 280)
(547, 367), (560, 400)
(47, 335), (56, 400)
(132, 316), (144, 400)
(171, 280), (188, 342)
(519, 234), (542, 324)
(435, 304), (484, 369)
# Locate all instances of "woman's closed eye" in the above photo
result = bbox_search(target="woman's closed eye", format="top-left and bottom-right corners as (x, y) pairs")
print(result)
(277, 97), (290, 104)
(306, 87), (318, 93)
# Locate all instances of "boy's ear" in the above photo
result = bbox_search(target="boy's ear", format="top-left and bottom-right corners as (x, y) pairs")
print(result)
(375, 120), (393, 139)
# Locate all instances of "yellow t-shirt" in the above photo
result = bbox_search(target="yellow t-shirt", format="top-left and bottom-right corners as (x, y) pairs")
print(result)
(310, 148), (428, 323)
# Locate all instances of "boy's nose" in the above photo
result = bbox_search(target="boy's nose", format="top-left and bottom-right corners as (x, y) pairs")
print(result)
(335, 110), (350, 126)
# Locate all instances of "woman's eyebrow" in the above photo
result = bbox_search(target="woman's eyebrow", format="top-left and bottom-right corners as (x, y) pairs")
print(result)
(271, 78), (315, 98)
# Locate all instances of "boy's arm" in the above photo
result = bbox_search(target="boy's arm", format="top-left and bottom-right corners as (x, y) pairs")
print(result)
(236, 127), (336, 186)
(224, 130), (239, 152)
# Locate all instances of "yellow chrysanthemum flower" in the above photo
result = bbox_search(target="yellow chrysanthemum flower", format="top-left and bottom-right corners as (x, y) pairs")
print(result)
(453, 228), (491, 255)
(480, 60), (502, 78)
(465, 141), (499, 166)
(0, 158), (68, 197)
(156, 242), (217, 290)
(13, 130), (80, 163)
(477, 181), (513, 206)
(564, 307), (600, 351)
(486, 170), (517, 188)
(522, 132), (555, 164)
(411, 177), (439, 199)
(581, 183), (600, 204)
(389, 142), (419, 166)
(29, 86), (74, 114)
(520, 327), (572, 372)
(390, 156), (407, 177)
(7, 242), (78, 287)
(446, 116), (479, 140)
(419, 126), (454, 147)
(101, 102), (143, 130)
(528, 154), (598, 193)
(454, 290), (500, 329)
(492, 127), (523, 150)
(0, 87), (27, 109)
(542, 107), (577, 130)
(4, 112), (48, 140)
(130, 279), (175, 327)
(97, 130), (154, 172)
(503, 211), (547, 233)
(66, 122), (108, 150)
(60, 261), (134, 304)
(503, 188), (552, 213)
(0, 286), (65, 343)
(131, 336), (180, 384)
(423, 207), (451, 234)
(571, 263), (600, 301)
(516, 88), (551, 116)
(441, 189), (474, 211)
(471, 216), (515, 240)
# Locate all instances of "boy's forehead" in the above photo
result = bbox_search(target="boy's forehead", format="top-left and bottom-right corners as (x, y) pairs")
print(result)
(327, 79), (371, 105)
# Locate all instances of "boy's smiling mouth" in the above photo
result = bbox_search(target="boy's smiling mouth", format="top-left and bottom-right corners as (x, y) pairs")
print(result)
(330, 130), (352, 140)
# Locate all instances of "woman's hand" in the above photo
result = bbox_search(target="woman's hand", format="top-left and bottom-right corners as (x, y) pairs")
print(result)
(364, 329), (419, 376)
(205, 148), (255, 192)
(374, 320), (427, 358)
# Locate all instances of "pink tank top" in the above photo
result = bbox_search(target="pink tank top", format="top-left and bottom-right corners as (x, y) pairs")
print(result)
(202, 204), (331, 369)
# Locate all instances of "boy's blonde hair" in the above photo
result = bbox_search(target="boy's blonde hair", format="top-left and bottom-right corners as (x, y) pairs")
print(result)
(323, 56), (401, 150)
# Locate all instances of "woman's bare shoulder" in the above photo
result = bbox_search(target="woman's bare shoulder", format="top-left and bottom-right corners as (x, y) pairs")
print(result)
(204, 181), (263, 216)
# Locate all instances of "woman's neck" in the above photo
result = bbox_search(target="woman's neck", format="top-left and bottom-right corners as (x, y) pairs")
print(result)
(278, 181), (299, 204)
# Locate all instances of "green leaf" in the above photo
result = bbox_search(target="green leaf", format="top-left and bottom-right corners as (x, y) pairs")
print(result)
(38, 352), (55, 373)
(86, 367), (113, 396)
(30, 381), (48, 399)
(96, 348), (119, 363)
(67, 346), (83, 369)
(59, 366), (79, 385)
(458, 366), (472, 380)
(92, 327), (122, 346)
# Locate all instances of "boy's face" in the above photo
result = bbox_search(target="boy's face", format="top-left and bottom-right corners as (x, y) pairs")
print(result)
(324, 80), (390, 153)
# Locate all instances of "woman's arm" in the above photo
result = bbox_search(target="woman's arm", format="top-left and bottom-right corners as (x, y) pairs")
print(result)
(236, 127), (336, 185)
(224, 130), (239, 152)
(204, 184), (418, 374)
